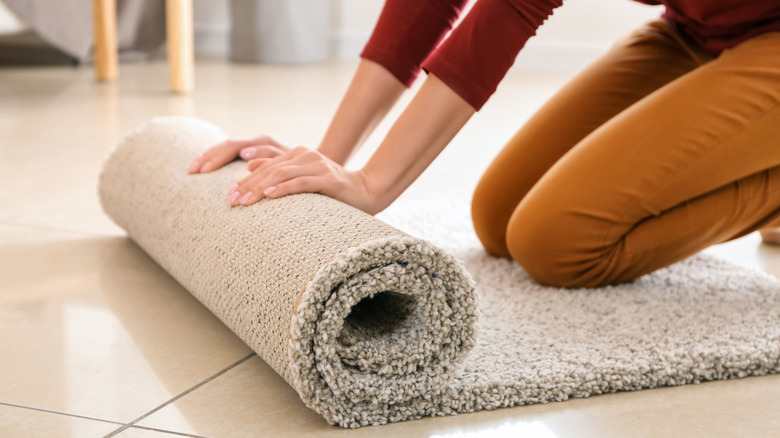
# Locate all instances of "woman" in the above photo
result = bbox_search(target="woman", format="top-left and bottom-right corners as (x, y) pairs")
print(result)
(189, 0), (780, 288)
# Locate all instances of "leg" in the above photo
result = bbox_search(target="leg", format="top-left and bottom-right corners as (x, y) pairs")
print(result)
(92, 0), (117, 81)
(507, 31), (780, 287)
(472, 20), (711, 257)
(166, 0), (195, 93)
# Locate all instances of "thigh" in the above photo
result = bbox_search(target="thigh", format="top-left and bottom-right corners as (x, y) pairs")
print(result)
(472, 19), (710, 257)
(507, 31), (780, 287)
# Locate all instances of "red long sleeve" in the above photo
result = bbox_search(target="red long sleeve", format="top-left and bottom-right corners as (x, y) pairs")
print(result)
(361, 0), (562, 110)
(422, 0), (562, 110)
(360, 0), (469, 88)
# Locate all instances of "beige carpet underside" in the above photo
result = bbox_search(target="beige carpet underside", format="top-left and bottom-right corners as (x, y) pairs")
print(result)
(99, 117), (780, 428)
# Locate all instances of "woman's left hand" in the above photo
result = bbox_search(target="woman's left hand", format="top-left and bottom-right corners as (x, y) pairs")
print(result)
(228, 146), (379, 213)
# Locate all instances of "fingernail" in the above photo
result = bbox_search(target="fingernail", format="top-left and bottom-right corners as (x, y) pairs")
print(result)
(240, 148), (256, 160)
(200, 162), (213, 173)
(229, 191), (240, 205)
(189, 159), (201, 173)
(263, 186), (276, 196)
(228, 184), (238, 195)
(240, 192), (253, 205)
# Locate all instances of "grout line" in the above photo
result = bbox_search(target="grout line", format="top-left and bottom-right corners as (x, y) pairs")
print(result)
(103, 352), (256, 438)
(0, 402), (206, 438)
(127, 425), (210, 438)
(0, 401), (124, 425)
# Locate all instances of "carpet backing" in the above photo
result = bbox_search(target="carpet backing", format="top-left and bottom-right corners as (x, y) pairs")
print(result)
(99, 117), (780, 427)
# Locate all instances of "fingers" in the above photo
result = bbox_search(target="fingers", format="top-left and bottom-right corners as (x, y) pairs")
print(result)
(262, 176), (318, 200)
(229, 165), (308, 206)
(188, 138), (250, 174)
(228, 146), (330, 207)
(188, 136), (288, 174)
(231, 163), (313, 206)
(239, 145), (285, 162)
(247, 158), (271, 172)
(188, 154), (211, 173)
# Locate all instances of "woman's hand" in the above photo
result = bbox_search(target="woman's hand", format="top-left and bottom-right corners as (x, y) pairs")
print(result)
(188, 135), (288, 174)
(227, 146), (378, 213)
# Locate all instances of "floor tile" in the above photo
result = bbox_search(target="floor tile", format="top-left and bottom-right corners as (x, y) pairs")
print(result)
(136, 356), (780, 438)
(111, 426), (204, 438)
(0, 403), (119, 438)
(135, 357), (325, 437)
(7, 186), (124, 236)
(0, 224), (252, 423)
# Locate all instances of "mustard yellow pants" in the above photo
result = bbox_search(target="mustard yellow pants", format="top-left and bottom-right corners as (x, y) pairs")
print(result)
(471, 20), (780, 288)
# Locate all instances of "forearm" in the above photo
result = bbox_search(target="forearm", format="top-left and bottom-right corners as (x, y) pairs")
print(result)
(222, 73), (473, 214)
(317, 59), (406, 165)
(362, 73), (475, 213)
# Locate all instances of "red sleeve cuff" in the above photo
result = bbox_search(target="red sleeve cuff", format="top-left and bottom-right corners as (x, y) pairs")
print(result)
(360, 0), (468, 88)
(423, 0), (563, 110)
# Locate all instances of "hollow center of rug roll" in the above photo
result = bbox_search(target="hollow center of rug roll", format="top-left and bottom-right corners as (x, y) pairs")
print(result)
(319, 261), (453, 383)
(338, 290), (419, 346)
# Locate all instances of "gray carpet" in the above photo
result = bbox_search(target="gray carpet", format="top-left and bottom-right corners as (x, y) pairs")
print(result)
(99, 117), (780, 428)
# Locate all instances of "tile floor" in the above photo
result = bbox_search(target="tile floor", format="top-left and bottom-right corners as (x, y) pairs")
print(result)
(1, 59), (779, 438)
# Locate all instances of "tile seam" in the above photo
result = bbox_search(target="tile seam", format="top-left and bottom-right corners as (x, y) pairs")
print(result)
(103, 352), (256, 438)
(127, 424), (210, 438)
(0, 401), (124, 425)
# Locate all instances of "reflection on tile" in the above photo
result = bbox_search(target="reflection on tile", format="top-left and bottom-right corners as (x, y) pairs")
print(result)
(137, 355), (780, 438)
(433, 376), (780, 438)
(9, 186), (124, 236)
(0, 225), (251, 423)
(0, 144), (106, 221)
(429, 421), (558, 438)
(0, 404), (119, 438)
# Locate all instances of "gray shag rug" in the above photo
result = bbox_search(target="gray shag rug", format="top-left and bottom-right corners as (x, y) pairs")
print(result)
(99, 117), (780, 428)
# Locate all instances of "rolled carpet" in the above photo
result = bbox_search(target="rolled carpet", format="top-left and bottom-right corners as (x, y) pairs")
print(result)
(100, 117), (780, 428)
(98, 117), (478, 427)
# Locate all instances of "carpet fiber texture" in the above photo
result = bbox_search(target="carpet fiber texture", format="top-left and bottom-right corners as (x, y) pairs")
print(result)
(99, 117), (780, 428)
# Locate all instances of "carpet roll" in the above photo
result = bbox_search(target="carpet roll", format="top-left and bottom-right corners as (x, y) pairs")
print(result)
(100, 117), (780, 429)
(98, 117), (478, 427)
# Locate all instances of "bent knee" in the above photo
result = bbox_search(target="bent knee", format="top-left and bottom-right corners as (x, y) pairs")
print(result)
(506, 212), (614, 289)
(471, 182), (513, 258)
(506, 230), (579, 288)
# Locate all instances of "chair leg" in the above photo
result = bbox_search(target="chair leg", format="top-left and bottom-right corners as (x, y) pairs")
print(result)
(92, 0), (117, 81)
(166, 0), (195, 94)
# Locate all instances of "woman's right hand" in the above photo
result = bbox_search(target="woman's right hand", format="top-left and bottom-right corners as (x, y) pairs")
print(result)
(188, 135), (288, 174)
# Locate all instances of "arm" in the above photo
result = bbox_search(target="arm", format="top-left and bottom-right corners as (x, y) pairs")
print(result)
(316, 59), (406, 165)
(189, 59), (405, 173)
(191, 0), (467, 174)
(219, 0), (565, 212)
(231, 73), (474, 214)
(362, 73), (474, 212)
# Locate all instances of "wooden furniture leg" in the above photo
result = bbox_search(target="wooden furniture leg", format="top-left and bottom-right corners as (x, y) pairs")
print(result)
(166, 0), (195, 94)
(92, 0), (117, 81)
